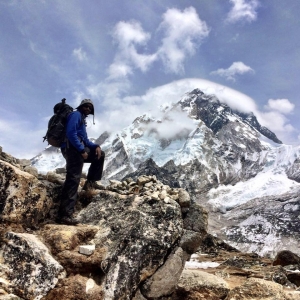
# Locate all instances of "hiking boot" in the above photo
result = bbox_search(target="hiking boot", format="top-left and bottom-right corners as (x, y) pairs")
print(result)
(82, 180), (103, 191)
(91, 181), (104, 190)
(56, 215), (79, 225)
(82, 180), (93, 191)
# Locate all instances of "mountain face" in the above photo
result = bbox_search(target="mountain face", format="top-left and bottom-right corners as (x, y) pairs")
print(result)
(32, 89), (300, 257)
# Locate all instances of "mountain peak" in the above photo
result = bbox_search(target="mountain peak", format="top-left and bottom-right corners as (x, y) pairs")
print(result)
(179, 89), (282, 144)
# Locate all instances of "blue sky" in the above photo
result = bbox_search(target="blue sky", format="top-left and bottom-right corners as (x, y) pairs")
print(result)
(1, 0), (300, 158)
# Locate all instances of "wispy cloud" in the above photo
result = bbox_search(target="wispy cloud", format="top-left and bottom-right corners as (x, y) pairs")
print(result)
(264, 99), (295, 114)
(226, 0), (260, 23)
(210, 61), (254, 81)
(157, 7), (210, 74)
(73, 47), (87, 61)
(29, 41), (48, 60)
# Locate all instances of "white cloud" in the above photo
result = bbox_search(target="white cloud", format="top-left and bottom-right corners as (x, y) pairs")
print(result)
(91, 7), (211, 121)
(158, 7), (210, 74)
(144, 109), (195, 140)
(107, 7), (210, 80)
(226, 0), (259, 23)
(109, 20), (157, 79)
(73, 47), (87, 61)
(257, 111), (295, 137)
(265, 98), (295, 114)
(87, 77), (298, 146)
(87, 78), (259, 137)
(210, 61), (254, 81)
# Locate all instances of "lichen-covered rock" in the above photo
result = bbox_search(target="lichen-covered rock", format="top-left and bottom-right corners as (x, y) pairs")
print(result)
(0, 160), (55, 227)
(0, 232), (65, 300)
(77, 186), (184, 300)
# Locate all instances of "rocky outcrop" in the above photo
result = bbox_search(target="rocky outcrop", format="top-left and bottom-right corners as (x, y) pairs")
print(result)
(0, 157), (206, 300)
(1, 151), (300, 299)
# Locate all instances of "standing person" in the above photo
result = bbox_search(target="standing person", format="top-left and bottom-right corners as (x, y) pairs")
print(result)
(56, 99), (105, 225)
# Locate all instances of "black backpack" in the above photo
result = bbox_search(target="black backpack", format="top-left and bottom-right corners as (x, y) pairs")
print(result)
(43, 98), (74, 147)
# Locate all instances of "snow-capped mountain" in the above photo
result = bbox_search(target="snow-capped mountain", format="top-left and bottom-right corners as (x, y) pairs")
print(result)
(32, 89), (300, 257)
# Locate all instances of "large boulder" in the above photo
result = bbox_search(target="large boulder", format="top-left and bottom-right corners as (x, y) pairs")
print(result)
(0, 160), (56, 227)
(273, 250), (300, 267)
(75, 176), (189, 299)
(173, 269), (229, 299)
(0, 232), (65, 300)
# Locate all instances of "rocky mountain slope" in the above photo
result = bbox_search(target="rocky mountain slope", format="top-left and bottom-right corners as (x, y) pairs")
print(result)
(1, 148), (300, 299)
(32, 89), (300, 257)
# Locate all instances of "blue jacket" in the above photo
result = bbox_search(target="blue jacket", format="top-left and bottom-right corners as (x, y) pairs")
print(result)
(61, 111), (98, 152)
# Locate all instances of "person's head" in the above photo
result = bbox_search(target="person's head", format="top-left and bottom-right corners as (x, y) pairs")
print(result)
(76, 99), (94, 116)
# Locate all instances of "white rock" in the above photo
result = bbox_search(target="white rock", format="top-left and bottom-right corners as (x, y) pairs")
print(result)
(86, 278), (95, 293)
(79, 245), (95, 256)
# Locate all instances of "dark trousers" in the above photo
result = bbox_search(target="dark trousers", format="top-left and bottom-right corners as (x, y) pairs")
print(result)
(59, 145), (105, 217)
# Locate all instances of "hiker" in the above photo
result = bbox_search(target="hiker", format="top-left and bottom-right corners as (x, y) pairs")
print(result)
(56, 99), (105, 225)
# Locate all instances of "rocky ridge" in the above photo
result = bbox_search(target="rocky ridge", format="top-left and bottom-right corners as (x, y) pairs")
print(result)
(1, 148), (300, 299)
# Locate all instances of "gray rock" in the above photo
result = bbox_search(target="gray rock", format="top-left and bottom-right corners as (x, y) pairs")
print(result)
(0, 161), (55, 227)
(23, 165), (38, 177)
(77, 188), (185, 299)
(17, 159), (31, 167)
(141, 247), (188, 298)
(177, 188), (190, 208)
(180, 230), (204, 254)
(183, 202), (208, 234)
(0, 232), (65, 300)
(176, 269), (229, 299)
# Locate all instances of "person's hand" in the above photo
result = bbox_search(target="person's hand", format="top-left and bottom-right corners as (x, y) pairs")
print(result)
(96, 146), (101, 159)
(81, 152), (88, 159)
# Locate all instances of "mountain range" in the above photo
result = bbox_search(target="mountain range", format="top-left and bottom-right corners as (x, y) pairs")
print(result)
(32, 88), (300, 257)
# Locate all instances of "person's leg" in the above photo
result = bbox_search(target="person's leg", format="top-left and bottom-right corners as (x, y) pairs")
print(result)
(82, 149), (105, 190)
(58, 145), (84, 220)
(87, 150), (105, 181)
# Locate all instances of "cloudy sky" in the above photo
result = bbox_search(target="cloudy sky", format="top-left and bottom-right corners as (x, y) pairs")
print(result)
(1, 0), (300, 158)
